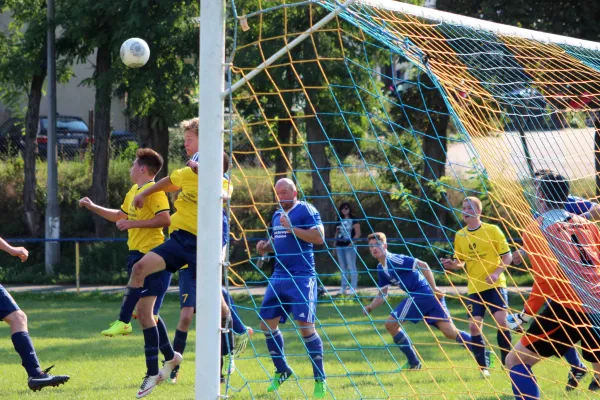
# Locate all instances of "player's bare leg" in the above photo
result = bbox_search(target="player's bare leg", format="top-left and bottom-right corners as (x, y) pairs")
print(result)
(4, 310), (70, 391)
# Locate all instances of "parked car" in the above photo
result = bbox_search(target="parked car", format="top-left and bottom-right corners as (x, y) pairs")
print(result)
(0, 115), (91, 158)
(37, 115), (91, 158)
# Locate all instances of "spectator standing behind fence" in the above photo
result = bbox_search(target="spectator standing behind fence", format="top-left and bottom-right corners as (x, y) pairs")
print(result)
(333, 202), (361, 295)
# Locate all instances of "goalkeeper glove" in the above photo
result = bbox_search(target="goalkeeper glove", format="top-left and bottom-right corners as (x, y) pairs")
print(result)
(507, 312), (532, 333)
(232, 326), (254, 357)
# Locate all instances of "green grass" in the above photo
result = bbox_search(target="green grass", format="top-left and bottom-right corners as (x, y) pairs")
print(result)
(0, 293), (595, 399)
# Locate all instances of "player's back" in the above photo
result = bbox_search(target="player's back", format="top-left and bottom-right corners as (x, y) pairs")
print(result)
(524, 209), (600, 312)
(169, 167), (198, 235)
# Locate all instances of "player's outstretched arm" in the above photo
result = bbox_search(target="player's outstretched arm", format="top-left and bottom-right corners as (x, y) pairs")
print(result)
(417, 260), (444, 299)
(133, 176), (179, 208)
(440, 257), (464, 271)
(0, 236), (28, 262)
(116, 211), (171, 231)
(364, 286), (388, 314)
(79, 197), (126, 222)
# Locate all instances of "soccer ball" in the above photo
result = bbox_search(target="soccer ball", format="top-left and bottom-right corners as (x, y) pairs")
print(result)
(120, 38), (150, 68)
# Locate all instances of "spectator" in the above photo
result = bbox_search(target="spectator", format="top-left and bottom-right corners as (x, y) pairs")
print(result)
(333, 202), (361, 294)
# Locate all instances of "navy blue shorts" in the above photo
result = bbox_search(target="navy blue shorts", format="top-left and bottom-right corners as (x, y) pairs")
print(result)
(151, 230), (197, 274)
(259, 276), (318, 324)
(0, 284), (20, 320)
(392, 294), (450, 326)
(127, 251), (172, 316)
(467, 288), (508, 318)
(178, 267), (196, 309)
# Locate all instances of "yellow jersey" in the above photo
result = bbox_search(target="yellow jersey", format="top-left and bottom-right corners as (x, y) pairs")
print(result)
(453, 222), (510, 294)
(120, 182), (170, 254)
(169, 168), (233, 236)
(178, 175), (233, 270)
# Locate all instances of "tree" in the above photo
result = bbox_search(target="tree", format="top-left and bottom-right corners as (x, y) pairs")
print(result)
(60, 0), (199, 234)
(437, 0), (600, 194)
(0, 0), (71, 236)
(115, 0), (199, 179)
(232, 2), (389, 235)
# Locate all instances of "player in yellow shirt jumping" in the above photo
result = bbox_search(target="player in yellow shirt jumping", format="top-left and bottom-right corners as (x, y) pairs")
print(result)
(79, 148), (178, 398)
(441, 197), (512, 378)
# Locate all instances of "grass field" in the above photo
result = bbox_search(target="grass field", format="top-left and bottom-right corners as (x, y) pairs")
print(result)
(0, 292), (598, 400)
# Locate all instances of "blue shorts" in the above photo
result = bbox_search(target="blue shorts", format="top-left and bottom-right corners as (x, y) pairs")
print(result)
(151, 230), (197, 274)
(467, 288), (508, 318)
(0, 284), (20, 320)
(178, 267), (196, 309)
(392, 294), (450, 326)
(127, 251), (172, 316)
(259, 276), (318, 324)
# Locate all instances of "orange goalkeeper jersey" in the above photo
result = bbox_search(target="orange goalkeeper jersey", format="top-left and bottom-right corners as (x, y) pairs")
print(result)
(522, 209), (600, 314)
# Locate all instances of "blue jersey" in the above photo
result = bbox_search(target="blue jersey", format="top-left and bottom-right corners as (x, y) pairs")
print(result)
(376, 252), (432, 295)
(271, 201), (323, 277)
(565, 195), (596, 215)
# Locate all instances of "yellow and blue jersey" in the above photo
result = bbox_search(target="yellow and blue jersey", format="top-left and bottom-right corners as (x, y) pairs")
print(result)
(453, 222), (510, 295)
(120, 182), (170, 254)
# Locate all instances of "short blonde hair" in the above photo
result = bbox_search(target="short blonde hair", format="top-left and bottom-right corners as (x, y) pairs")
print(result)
(367, 232), (387, 244)
(463, 196), (482, 212)
(180, 118), (199, 135)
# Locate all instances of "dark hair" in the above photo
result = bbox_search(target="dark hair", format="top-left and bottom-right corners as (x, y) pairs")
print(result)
(536, 171), (570, 207)
(338, 202), (355, 219)
(533, 169), (554, 178)
(136, 148), (164, 176)
(223, 151), (230, 173)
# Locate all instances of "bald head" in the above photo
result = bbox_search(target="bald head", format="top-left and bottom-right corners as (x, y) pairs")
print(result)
(275, 178), (296, 191)
(275, 178), (298, 210)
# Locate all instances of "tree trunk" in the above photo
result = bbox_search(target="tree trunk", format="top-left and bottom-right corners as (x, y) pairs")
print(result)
(274, 119), (292, 183)
(137, 114), (170, 179)
(23, 67), (46, 235)
(418, 84), (450, 240)
(305, 114), (334, 237)
(90, 43), (113, 236)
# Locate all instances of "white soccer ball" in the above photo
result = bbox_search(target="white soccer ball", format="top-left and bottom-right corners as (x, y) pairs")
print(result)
(120, 38), (150, 68)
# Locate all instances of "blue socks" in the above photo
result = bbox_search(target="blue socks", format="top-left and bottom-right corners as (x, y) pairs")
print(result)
(173, 329), (188, 355)
(455, 330), (472, 345)
(471, 334), (487, 368)
(156, 316), (175, 361)
(303, 332), (325, 380)
(11, 331), (42, 377)
(564, 347), (585, 370)
(265, 329), (290, 374)
(119, 286), (142, 324)
(497, 329), (513, 365)
(143, 327), (160, 376)
(393, 330), (419, 366)
(510, 364), (539, 399)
